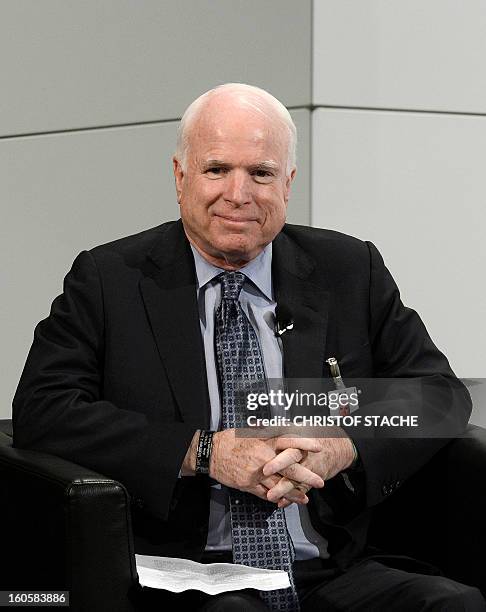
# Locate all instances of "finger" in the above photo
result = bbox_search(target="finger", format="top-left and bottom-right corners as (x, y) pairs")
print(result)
(266, 477), (309, 504)
(273, 437), (322, 453)
(280, 463), (324, 489)
(262, 476), (307, 504)
(251, 484), (274, 502)
(263, 455), (324, 488)
(260, 472), (308, 504)
(278, 498), (293, 509)
(252, 483), (303, 506)
(264, 455), (324, 488)
(260, 475), (281, 490)
(262, 448), (304, 476)
(285, 477), (314, 493)
(282, 488), (309, 504)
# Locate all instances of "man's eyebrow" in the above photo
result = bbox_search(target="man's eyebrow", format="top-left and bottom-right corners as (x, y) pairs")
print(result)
(201, 159), (231, 168)
(201, 159), (280, 172)
(248, 161), (280, 172)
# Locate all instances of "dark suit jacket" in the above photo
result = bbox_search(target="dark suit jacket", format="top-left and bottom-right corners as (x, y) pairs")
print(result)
(12, 220), (471, 567)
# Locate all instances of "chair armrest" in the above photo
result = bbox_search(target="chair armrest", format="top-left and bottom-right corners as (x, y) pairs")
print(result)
(0, 419), (13, 436)
(443, 425), (486, 592)
(0, 432), (138, 612)
(369, 425), (486, 594)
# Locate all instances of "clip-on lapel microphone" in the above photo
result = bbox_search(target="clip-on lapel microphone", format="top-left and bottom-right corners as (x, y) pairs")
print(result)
(275, 304), (294, 336)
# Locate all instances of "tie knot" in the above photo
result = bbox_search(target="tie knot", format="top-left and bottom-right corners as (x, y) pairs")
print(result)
(220, 271), (246, 300)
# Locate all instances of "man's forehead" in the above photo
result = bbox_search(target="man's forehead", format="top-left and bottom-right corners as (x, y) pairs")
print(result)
(192, 118), (286, 160)
(199, 129), (279, 151)
(196, 115), (277, 142)
(195, 142), (283, 169)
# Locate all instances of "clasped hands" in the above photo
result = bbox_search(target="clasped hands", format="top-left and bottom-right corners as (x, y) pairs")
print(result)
(209, 428), (355, 508)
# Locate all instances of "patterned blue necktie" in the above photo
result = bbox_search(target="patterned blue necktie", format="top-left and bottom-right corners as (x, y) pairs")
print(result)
(215, 271), (300, 612)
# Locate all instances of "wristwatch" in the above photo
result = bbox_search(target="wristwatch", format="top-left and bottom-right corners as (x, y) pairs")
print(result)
(195, 430), (215, 475)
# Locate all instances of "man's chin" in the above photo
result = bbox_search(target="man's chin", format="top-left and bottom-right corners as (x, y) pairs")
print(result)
(211, 239), (264, 267)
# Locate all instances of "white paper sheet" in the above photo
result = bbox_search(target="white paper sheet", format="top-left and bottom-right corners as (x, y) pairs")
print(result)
(135, 554), (291, 595)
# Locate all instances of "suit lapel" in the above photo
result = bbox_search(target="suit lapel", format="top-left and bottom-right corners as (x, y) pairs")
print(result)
(139, 221), (210, 429)
(273, 230), (329, 380)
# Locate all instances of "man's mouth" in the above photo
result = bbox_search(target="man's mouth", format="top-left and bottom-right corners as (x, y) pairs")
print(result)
(215, 214), (258, 224)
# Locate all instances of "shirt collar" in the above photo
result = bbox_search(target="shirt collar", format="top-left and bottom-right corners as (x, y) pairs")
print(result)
(190, 243), (273, 301)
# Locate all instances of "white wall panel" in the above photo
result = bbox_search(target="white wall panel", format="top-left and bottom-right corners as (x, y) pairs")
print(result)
(0, 0), (311, 136)
(1, 109), (309, 419)
(469, 381), (486, 429)
(311, 109), (486, 384)
(1, 122), (178, 420)
(313, 0), (486, 113)
(288, 109), (311, 226)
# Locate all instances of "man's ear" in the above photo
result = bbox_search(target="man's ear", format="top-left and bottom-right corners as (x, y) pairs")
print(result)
(284, 168), (296, 205)
(173, 156), (184, 203)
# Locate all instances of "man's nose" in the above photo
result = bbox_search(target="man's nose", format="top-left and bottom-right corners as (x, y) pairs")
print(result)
(223, 170), (251, 205)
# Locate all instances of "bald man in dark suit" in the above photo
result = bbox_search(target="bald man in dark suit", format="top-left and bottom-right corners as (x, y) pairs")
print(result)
(13, 84), (484, 611)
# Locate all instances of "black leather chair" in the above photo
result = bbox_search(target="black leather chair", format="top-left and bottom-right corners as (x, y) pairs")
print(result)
(0, 419), (138, 612)
(1, 419), (485, 611)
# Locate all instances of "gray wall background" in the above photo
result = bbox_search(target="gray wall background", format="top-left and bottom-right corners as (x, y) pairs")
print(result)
(2, 1), (484, 424)
(312, 1), (486, 426)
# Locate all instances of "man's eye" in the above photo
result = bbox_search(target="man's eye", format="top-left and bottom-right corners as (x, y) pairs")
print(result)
(206, 167), (225, 175)
(253, 170), (274, 182)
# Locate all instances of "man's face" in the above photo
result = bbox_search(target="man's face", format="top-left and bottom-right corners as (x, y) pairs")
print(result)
(173, 101), (295, 269)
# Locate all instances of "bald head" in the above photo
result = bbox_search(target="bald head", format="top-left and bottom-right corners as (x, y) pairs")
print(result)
(175, 83), (297, 176)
